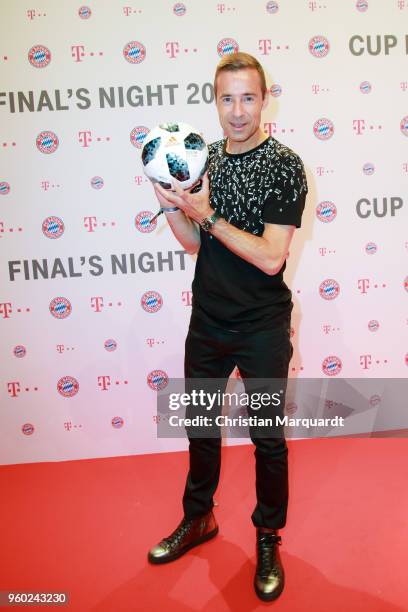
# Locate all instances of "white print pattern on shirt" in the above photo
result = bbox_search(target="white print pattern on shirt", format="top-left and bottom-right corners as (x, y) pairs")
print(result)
(208, 137), (308, 235)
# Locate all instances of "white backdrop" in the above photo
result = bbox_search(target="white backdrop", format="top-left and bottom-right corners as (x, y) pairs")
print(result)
(0, 0), (407, 465)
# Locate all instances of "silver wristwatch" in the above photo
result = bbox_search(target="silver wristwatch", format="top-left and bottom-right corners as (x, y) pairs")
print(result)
(200, 212), (220, 232)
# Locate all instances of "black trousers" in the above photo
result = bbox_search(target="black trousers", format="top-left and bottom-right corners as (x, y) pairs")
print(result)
(182, 313), (293, 529)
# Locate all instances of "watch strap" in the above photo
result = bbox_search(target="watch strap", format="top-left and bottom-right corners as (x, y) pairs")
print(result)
(200, 212), (220, 231)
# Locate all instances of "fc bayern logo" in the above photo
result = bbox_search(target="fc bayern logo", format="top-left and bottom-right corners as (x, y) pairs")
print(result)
(112, 416), (124, 428)
(313, 118), (334, 140)
(309, 36), (330, 58)
(14, 345), (26, 358)
(28, 45), (51, 68)
(356, 0), (368, 11)
(217, 38), (239, 57)
(363, 162), (375, 175)
(316, 201), (337, 223)
(123, 41), (146, 64)
(173, 3), (186, 15)
(49, 297), (72, 319)
(368, 320), (379, 332)
(57, 376), (79, 398)
(147, 369), (169, 391)
(91, 176), (104, 189)
(400, 116), (408, 137)
(319, 279), (340, 300)
(135, 211), (156, 233)
(270, 84), (282, 97)
(36, 131), (59, 154)
(78, 6), (92, 19)
(22, 423), (34, 436)
(322, 356), (342, 377)
(365, 242), (377, 255)
(104, 339), (117, 351)
(130, 126), (149, 148)
(0, 181), (10, 195)
(360, 81), (372, 94)
(141, 291), (163, 313)
(266, 1), (279, 13)
(42, 216), (64, 239)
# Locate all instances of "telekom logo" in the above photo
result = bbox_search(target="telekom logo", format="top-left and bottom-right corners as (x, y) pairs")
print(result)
(360, 355), (372, 369)
(7, 382), (21, 397)
(71, 45), (85, 62)
(358, 279), (370, 294)
(182, 291), (193, 306)
(166, 42), (179, 58)
(264, 123), (277, 136)
(91, 297), (104, 312)
(71, 45), (85, 63)
(98, 376), (111, 391)
(259, 40), (272, 55)
(79, 131), (92, 147)
(0, 303), (12, 318)
(84, 217), (97, 232)
(353, 119), (365, 135)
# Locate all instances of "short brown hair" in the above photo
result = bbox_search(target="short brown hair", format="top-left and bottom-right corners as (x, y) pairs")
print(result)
(214, 52), (267, 99)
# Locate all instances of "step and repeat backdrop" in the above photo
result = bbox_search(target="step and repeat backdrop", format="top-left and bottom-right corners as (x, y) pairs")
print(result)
(0, 1), (407, 464)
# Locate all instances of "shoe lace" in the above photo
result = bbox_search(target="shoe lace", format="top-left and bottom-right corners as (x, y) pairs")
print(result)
(257, 533), (282, 576)
(162, 518), (194, 551)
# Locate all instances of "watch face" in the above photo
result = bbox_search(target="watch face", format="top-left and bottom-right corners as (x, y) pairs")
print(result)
(201, 213), (219, 231)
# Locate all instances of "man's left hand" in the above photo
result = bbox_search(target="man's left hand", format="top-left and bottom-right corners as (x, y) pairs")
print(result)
(154, 172), (214, 223)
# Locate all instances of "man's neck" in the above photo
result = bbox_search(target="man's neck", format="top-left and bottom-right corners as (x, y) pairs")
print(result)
(226, 130), (268, 154)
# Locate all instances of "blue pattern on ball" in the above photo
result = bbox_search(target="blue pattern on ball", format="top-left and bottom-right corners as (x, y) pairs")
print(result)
(184, 132), (205, 150)
(142, 137), (161, 165)
(166, 153), (190, 181)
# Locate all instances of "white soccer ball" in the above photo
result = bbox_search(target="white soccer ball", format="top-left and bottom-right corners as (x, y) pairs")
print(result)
(141, 122), (208, 190)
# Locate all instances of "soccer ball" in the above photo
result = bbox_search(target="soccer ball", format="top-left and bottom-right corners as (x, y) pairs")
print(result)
(141, 122), (208, 190)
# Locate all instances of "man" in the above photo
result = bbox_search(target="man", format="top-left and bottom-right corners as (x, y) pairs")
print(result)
(147, 52), (308, 602)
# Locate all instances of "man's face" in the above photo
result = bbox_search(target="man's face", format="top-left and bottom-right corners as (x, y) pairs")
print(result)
(215, 68), (268, 153)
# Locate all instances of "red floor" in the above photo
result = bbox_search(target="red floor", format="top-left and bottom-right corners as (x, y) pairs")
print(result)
(1, 439), (407, 611)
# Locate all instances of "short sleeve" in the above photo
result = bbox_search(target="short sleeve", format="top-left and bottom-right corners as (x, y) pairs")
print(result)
(262, 152), (308, 228)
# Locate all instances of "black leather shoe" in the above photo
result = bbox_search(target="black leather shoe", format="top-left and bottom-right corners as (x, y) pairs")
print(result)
(147, 511), (218, 564)
(254, 529), (285, 601)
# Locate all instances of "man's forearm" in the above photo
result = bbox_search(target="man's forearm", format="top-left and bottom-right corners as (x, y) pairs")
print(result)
(209, 217), (287, 275)
(154, 176), (292, 268)
(164, 209), (201, 254)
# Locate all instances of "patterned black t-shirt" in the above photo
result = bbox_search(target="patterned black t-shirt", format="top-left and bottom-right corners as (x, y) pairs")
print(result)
(191, 136), (308, 332)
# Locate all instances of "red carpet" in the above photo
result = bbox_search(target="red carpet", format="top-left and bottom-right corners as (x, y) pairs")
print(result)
(1, 439), (407, 611)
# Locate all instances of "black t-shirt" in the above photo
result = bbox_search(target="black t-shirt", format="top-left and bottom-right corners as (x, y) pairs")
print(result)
(191, 136), (308, 332)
